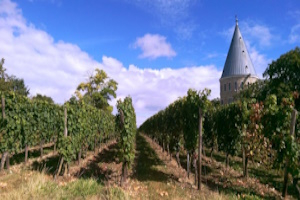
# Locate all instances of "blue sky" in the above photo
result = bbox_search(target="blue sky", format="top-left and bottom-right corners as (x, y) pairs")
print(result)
(0, 0), (300, 125)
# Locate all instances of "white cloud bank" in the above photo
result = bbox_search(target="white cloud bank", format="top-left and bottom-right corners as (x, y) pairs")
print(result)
(0, 0), (221, 126)
(133, 34), (177, 59)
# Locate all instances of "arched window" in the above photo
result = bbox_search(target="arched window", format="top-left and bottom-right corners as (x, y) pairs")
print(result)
(224, 84), (226, 91)
(228, 83), (231, 91)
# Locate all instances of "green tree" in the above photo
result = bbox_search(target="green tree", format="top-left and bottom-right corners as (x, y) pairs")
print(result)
(75, 69), (118, 112)
(236, 79), (268, 102)
(263, 47), (300, 109)
(9, 76), (30, 96)
(0, 59), (11, 92)
(32, 94), (54, 104)
(0, 58), (29, 96)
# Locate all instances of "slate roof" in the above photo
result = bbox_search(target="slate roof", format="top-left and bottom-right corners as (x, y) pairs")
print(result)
(221, 20), (257, 78)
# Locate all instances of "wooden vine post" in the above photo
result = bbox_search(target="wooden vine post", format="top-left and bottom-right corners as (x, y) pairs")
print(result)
(64, 107), (68, 137)
(54, 107), (68, 179)
(1, 96), (5, 119)
(198, 107), (203, 191)
(0, 97), (8, 171)
(282, 109), (297, 198)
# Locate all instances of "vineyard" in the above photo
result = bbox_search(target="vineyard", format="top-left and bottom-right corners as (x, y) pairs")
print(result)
(0, 91), (117, 175)
(139, 89), (300, 199)
(0, 48), (300, 199)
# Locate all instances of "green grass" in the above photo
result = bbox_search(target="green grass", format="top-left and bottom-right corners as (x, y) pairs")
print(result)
(0, 170), (128, 200)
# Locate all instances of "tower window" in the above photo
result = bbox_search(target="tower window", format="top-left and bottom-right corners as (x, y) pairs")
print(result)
(235, 82), (237, 91)
(224, 84), (226, 91)
(241, 82), (244, 89)
(228, 83), (231, 91)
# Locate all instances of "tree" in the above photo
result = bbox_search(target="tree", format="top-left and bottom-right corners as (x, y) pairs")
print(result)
(0, 58), (29, 96)
(9, 76), (30, 96)
(75, 69), (118, 112)
(0, 59), (11, 92)
(32, 94), (54, 104)
(236, 79), (268, 102)
(263, 47), (300, 110)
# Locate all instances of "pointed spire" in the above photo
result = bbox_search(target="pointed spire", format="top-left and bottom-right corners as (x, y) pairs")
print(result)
(221, 18), (257, 78)
(235, 15), (238, 25)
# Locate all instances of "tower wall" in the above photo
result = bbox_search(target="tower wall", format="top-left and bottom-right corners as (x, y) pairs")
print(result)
(220, 75), (258, 104)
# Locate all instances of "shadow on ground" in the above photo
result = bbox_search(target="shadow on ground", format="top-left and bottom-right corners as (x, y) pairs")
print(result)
(31, 154), (60, 174)
(75, 143), (121, 184)
(132, 134), (177, 183)
(202, 149), (296, 199)
(9, 145), (54, 166)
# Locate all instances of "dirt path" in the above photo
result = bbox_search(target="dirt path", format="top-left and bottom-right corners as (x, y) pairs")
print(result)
(71, 140), (120, 183)
(29, 140), (118, 183)
(126, 133), (223, 200)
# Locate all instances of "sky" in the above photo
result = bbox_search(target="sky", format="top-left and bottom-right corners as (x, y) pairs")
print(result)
(0, 0), (299, 126)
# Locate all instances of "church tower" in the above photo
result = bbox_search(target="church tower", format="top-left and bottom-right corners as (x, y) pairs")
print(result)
(220, 18), (258, 104)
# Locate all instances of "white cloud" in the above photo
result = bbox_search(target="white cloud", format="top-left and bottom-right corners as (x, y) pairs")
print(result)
(127, 0), (194, 23)
(243, 23), (274, 47)
(126, 0), (197, 39)
(0, 0), (221, 126)
(101, 58), (221, 125)
(175, 22), (196, 40)
(221, 21), (276, 48)
(240, 22), (274, 77)
(289, 24), (300, 43)
(27, 0), (62, 6)
(288, 10), (300, 44)
(133, 34), (177, 59)
(248, 46), (271, 78)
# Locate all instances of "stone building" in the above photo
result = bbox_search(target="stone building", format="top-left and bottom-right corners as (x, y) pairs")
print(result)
(220, 18), (258, 104)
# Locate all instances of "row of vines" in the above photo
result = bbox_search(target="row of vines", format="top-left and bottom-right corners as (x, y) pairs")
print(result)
(0, 91), (121, 178)
(139, 88), (211, 189)
(139, 89), (300, 197)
